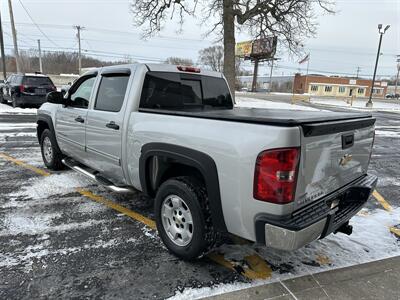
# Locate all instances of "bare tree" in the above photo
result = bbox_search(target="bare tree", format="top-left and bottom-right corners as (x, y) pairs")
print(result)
(165, 57), (194, 66)
(198, 45), (224, 72)
(131, 0), (334, 94)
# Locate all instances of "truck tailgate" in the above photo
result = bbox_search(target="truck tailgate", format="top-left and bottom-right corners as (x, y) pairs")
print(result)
(295, 117), (376, 209)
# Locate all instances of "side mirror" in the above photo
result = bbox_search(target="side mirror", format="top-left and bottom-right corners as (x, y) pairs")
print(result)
(46, 91), (66, 105)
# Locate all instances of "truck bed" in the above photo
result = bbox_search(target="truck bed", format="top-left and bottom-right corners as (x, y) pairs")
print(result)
(139, 107), (375, 136)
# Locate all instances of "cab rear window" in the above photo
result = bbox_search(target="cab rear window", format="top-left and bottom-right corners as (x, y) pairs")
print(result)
(23, 76), (53, 86)
(139, 72), (233, 110)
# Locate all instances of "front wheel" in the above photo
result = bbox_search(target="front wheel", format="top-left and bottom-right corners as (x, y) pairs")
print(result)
(40, 129), (64, 170)
(0, 93), (6, 104)
(11, 95), (17, 108)
(154, 176), (216, 260)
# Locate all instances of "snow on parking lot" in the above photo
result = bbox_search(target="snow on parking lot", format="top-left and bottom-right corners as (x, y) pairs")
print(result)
(9, 172), (93, 200)
(236, 97), (322, 111)
(310, 98), (400, 112)
(0, 103), (37, 114)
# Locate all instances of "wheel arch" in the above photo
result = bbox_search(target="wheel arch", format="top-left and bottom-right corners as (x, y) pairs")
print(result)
(36, 115), (61, 153)
(139, 143), (227, 232)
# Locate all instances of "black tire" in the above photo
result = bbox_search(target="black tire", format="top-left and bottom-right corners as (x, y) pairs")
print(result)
(154, 176), (216, 260)
(0, 93), (6, 104)
(11, 94), (17, 108)
(40, 129), (64, 170)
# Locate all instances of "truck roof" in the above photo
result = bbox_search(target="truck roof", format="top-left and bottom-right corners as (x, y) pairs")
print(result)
(83, 63), (224, 78)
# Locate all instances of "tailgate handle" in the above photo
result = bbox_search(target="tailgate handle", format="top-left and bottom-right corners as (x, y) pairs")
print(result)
(342, 133), (354, 149)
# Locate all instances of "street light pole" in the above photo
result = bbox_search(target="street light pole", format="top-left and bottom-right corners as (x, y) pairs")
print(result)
(367, 24), (390, 107)
(394, 56), (400, 96)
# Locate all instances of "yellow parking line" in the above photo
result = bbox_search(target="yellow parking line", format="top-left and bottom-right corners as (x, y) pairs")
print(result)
(372, 190), (392, 212)
(76, 188), (156, 229)
(0, 152), (50, 177)
(0, 151), (272, 280)
(390, 227), (400, 238)
(243, 254), (272, 279)
(207, 252), (271, 280)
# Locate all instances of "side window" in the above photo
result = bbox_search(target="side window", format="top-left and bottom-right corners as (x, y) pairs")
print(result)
(69, 76), (96, 108)
(94, 75), (129, 112)
(15, 76), (23, 85)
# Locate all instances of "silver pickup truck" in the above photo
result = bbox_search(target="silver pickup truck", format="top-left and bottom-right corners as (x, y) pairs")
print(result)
(37, 63), (377, 260)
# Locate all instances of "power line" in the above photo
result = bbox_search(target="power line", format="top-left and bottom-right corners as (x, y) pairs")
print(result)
(16, 0), (60, 47)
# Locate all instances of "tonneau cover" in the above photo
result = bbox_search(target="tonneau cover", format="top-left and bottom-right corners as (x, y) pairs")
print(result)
(139, 107), (374, 134)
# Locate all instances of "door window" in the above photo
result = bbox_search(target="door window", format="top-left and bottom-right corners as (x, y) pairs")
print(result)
(69, 76), (96, 108)
(94, 75), (129, 112)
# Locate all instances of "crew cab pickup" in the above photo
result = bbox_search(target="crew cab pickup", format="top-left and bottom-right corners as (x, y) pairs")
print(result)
(37, 64), (377, 260)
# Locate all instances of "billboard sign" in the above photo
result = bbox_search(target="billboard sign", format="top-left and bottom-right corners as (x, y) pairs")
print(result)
(235, 41), (253, 58)
(235, 37), (277, 60)
(252, 37), (277, 58)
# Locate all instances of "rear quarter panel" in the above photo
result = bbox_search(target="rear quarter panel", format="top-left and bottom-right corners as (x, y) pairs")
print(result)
(126, 112), (301, 241)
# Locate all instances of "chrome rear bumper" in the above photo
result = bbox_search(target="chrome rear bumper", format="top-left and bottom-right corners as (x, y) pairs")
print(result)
(255, 174), (378, 251)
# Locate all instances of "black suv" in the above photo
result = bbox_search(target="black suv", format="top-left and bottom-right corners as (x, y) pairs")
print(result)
(0, 73), (56, 108)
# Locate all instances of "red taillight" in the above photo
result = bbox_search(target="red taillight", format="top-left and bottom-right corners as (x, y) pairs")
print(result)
(177, 66), (201, 73)
(20, 85), (25, 92)
(253, 147), (300, 204)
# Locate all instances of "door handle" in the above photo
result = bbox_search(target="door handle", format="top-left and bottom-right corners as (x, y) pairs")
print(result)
(106, 121), (119, 130)
(74, 116), (85, 123)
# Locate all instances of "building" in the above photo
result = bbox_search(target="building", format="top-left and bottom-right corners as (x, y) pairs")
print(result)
(293, 74), (388, 98)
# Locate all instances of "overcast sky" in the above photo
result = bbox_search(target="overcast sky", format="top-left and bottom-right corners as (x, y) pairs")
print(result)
(0, 0), (398, 78)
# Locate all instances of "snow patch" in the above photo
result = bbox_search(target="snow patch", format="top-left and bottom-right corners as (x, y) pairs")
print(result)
(310, 98), (400, 112)
(141, 226), (158, 240)
(10, 172), (93, 200)
(0, 123), (36, 130)
(0, 103), (37, 114)
(375, 130), (400, 138)
(375, 177), (400, 187)
(235, 97), (321, 111)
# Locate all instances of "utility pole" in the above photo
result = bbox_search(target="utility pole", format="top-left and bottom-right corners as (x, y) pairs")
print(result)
(38, 39), (43, 73)
(8, 0), (20, 73)
(367, 24), (390, 108)
(0, 7), (7, 80)
(356, 66), (361, 79)
(74, 25), (84, 74)
(394, 55), (400, 96)
(268, 58), (280, 94)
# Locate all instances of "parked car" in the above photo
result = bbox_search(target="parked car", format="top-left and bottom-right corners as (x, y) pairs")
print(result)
(0, 73), (56, 108)
(385, 93), (400, 99)
(36, 64), (377, 260)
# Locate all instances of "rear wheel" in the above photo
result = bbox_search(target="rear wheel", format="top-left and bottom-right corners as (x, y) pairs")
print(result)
(40, 129), (64, 170)
(154, 176), (216, 260)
